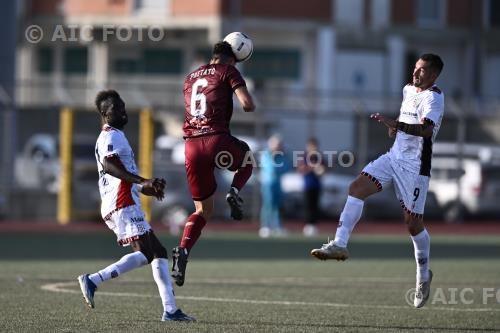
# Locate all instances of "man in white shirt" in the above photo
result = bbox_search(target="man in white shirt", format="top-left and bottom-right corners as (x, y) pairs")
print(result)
(311, 54), (444, 308)
(77, 90), (195, 321)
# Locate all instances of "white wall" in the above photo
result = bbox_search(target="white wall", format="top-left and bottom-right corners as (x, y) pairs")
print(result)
(334, 51), (385, 94)
(371, 0), (390, 29)
(335, 0), (364, 26)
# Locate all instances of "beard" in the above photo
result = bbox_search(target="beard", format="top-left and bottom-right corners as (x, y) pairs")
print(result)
(413, 76), (423, 87)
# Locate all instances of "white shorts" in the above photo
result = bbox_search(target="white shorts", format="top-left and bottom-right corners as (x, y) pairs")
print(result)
(362, 153), (429, 218)
(104, 205), (151, 246)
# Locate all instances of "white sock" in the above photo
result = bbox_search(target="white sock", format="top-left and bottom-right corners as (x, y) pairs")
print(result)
(410, 229), (430, 282)
(152, 258), (177, 314)
(89, 251), (148, 287)
(333, 196), (364, 247)
(231, 186), (239, 194)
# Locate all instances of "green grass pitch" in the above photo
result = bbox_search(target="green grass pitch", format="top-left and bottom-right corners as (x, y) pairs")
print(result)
(0, 231), (499, 332)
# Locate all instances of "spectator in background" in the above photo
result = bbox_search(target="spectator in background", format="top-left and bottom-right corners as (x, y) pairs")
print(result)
(298, 138), (325, 236)
(259, 134), (291, 238)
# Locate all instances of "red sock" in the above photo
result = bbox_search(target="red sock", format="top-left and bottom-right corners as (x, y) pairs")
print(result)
(180, 214), (207, 252)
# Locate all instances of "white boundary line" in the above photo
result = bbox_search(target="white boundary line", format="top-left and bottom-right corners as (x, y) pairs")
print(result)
(41, 281), (500, 313)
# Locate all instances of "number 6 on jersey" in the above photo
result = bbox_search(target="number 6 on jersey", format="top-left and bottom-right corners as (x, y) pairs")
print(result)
(190, 78), (208, 116)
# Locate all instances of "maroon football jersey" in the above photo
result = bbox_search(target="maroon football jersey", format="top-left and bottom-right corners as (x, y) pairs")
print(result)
(183, 63), (246, 138)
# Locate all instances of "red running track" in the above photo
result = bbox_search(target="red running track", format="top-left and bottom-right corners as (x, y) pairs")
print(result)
(0, 220), (499, 235)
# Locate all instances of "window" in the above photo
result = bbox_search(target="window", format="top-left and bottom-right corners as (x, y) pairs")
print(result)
(194, 48), (212, 62)
(245, 49), (301, 80)
(113, 58), (140, 74)
(134, 0), (143, 10)
(417, 0), (446, 27)
(143, 49), (182, 74)
(64, 48), (88, 74)
(112, 49), (183, 74)
(37, 47), (53, 73)
(489, 0), (500, 27)
(134, 0), (169, 15)
(405, 52), (419, 84)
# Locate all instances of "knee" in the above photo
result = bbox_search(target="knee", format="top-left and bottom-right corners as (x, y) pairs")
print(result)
(348, 175), (380, 199)
(348, 180), (364, 198)
(348, 181), (357, 196)
(195, 206), (213, 220)
(405, 215), (424, 236)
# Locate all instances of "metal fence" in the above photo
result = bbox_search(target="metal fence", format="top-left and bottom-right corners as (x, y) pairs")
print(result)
(2, 80), (500, 223)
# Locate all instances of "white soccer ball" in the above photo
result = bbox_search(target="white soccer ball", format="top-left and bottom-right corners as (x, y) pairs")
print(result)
(223, 32), (253, 62)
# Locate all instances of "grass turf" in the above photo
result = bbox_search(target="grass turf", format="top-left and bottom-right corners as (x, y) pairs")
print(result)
(0, 231), (499, 332)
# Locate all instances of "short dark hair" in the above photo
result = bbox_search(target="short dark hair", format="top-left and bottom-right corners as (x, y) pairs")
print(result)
(95, 89), (121, 116)
(420, 54), (444, 76)
(212, 41), (236, 62)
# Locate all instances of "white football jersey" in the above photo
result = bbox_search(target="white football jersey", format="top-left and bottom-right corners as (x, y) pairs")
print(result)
(389, 84), (444, 176)
(95, 124), (141, 219)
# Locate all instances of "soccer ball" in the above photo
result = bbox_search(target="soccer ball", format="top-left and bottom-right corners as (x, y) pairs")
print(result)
(223, 32), (253, 62)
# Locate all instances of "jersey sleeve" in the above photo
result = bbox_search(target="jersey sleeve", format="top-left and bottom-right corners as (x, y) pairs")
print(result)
(402, 85), (408, 100)
(100, 132), (128, 161)
(421, 93), (444, 125)
(225, 65), (246, 91)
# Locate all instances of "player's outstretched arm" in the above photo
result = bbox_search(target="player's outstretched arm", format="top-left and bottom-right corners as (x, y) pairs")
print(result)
(370, 113), (397, 129)
(103, 155), (166, 200)
(371, 113), (434, 138)
(234, 86), (255, 112)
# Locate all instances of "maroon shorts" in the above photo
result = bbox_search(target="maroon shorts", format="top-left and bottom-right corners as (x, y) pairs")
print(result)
(184, 134), (250, 201)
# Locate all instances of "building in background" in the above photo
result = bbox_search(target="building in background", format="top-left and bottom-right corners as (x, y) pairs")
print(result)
(4, 0), (500, 222)
(15, 0), (500, 151)
(14, 0), (500, 151)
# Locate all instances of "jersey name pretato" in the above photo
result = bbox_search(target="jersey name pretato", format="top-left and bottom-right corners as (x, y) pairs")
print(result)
(390, 84), (444, 176)
(95, 124), (141, 218)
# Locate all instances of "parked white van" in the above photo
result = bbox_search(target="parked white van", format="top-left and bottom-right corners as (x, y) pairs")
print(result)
(429, 143), (500, 221)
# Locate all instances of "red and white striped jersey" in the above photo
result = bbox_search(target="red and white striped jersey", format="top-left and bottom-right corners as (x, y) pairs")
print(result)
(95, 124), (141, 219)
